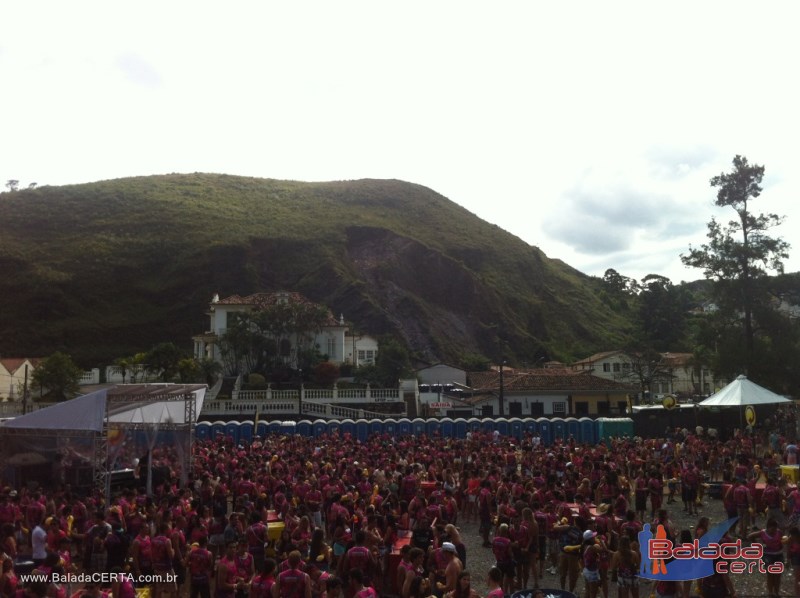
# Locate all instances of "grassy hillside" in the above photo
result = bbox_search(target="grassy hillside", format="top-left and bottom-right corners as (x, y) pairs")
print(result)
(0, 174), (635, 366)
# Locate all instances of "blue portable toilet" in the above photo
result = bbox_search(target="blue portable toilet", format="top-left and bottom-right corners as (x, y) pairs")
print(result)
(579, 418), (595, 444)
(195, 422), (210, 441)
(524, 418), (539, 437)
(240, 421), (254, 443)
(355, 419), (369, 443)
(425, 419), (440, 437)
(481, 419), (495, 434)
(565, 417), (580, 441)
(340, 419), (356, 438)
(384, 418), (397, 437)
(211, 420), (225, 439)
(327, 420), (340, 436)
(551, 417), (566, 442)
(268, 421), (281, 436)
(536, 418), (552, 445)
(397, 418), (412, 436)
(369, 420), (384, 438)
(296, 420), (312, 438)
(225, 421), (240, 443)
(255, 421), (269, 437)
(467, 418), (482, 433)
(509, 418), (524, 441)
(280, 420), (296, 436)
(412, 418), (426, 437)
(440, 418), (455, 438)
(313, 419), (328, 438)
(454, 418), (468, 439)
(495, 418), (510, 437)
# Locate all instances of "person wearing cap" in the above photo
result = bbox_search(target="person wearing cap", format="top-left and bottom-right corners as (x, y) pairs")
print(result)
(434, 542), (462, 597)
(582, 530), (602, 598)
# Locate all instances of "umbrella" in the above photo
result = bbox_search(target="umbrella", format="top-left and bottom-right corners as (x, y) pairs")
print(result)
(697, 375), (791, 407)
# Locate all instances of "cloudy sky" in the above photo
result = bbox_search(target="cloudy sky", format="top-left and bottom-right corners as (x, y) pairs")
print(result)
(2, 1), (798, 283)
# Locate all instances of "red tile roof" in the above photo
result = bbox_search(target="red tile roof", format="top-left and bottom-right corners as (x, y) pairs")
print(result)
(0, 358), (43, 374)
(214, 292), (341, 326)
(467, 369), (637, 393)
(571, 350), (625, 366)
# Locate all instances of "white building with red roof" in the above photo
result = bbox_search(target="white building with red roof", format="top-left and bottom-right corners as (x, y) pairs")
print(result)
(0, 357), (42, 401)
(192, 291), (351, 370)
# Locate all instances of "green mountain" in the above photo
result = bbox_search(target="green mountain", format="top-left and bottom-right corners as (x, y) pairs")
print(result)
(0, 174), (635, 367)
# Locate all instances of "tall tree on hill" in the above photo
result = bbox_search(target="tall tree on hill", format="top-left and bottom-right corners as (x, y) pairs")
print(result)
(637, 274), (690, 351)
(681, 155), (790, 374)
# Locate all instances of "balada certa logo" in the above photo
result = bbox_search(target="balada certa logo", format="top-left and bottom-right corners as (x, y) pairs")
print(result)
(638, 518), (784, 580)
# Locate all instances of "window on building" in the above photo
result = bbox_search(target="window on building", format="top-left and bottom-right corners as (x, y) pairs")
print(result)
(703, 369), (710, 378)
(326, 338), (336, 359)
(622, 362), (630, 370)
(613, 363), (621, 372)
(553, 402), (567, 415)
(481, 405), (494, 417)
(704, 382), (710, 394)
(597, 401), (610, 415)
(509, 402), (522, 416)
(531, 402), (544, 417)
(358, 350), (366, 362)
(603, 363), (611, 372)
(575, 402), (589, 415)
(617, 401), (628, 414)
(365, 350), (376, 363)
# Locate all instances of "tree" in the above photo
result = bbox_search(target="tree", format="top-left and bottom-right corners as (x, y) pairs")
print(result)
(177, 357), (201, 383)
(197, 357), (223, 387)
(615, 347), (674, 402)
(602, 268), (639, 295)
(636, 274), (690, 351)
(31, 352), (82, 401)
(5, 180), (19, 192)
(112, 356), (133, 384)
(681, 155), (790, 372)
(145, 342), (185, 382)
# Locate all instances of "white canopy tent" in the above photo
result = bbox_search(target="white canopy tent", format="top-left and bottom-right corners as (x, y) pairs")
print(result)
(697, 375), (791, 407)
(697, 375), (790, 430)
(1, 384), (206, 498)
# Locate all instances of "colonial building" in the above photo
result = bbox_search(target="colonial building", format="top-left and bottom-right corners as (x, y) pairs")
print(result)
(464, 368), (637, 417)
(192, 292), (350, 369)
(571, 350), (723, 398)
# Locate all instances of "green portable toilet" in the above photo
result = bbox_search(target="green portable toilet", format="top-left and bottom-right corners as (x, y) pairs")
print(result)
(596, 417), (634, 444)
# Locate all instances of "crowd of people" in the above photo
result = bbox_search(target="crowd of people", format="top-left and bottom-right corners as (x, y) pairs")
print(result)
(0, 416), (799, 598)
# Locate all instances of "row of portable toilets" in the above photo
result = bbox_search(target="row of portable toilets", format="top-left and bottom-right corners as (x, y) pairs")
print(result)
(195, 417), (634, 447)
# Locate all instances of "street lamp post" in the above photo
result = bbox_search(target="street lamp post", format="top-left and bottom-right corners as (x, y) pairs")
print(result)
(498, 358), (506, 417)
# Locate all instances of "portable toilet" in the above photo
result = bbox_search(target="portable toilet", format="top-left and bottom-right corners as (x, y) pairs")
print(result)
(255, 421), (269, 437)
(369, 419), (384, 438)
(467, 418), (482, 433)
(495, 418), (510, 437)
(565, 417), (580, 441)
(426, 419), (441, 437)
(596, 417), (634, 444)
(397, 418), (412, 436)
(296, 420), (312, 438)
(239, 421), (254, 443)
(340, 419), (356, 438)
(210, 421), (225, 439)
(551, 418), (566, 443)
(195, 422), (210, 441)
(225, 421), (240, 443)
(312, 420), (328, 438)
(266, 420), (280, 436)
(579, 417), (595, 444)
(440, 418), (454, 438)
(509, 418), (524, 441)
(536, 418), (552, 445)
(524, 418), (539, 438)
(480, 419), (495, 434)
(280, 420), (296, 436)
(454, 418), (468, 439)
(355, 419), (369, 443)
(412, 418), (426, 437)
(326, 420), (340, 437)
(384, 418), (398, 437)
